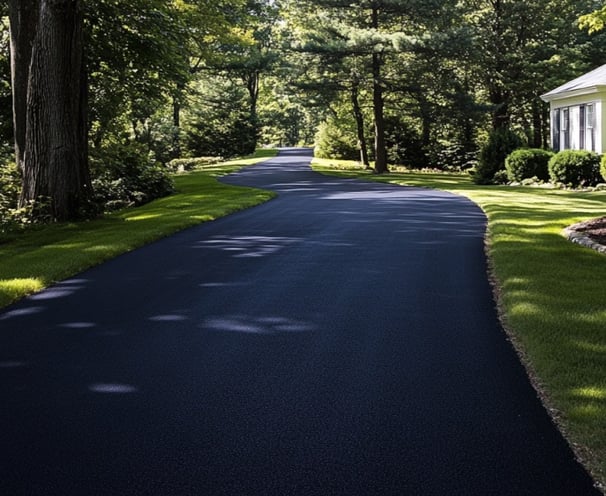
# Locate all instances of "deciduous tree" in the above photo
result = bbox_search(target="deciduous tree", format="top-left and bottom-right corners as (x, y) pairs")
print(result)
(9, 0), (90, 220)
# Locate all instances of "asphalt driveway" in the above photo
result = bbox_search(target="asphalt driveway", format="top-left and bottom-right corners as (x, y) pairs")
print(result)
(0, 148), (599, 495)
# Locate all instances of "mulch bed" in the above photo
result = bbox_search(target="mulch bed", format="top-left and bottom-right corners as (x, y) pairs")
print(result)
(569, 217), (606, 246)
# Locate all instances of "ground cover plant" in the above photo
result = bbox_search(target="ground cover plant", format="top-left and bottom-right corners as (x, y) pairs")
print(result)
(0, 149), (277, 309)
(312, 157), (606, 488)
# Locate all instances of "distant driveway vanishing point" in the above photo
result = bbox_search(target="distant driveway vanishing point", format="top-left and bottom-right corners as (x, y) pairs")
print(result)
(0, 148), (599, 495)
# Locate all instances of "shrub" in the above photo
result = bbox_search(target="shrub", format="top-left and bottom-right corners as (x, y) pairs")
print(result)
(505, 148), (553, 182)
(492, 170), (510, 185)
(548, 150), (602, 187)
(185, 113), (257, 159)
(431, 141), (478, 171)
(167, 156), (222, 173)
(384, 116), (428, 168)
(90, 141), (174, 213)
(601, 154), (606, 183)
(0, 162), (20, 208)
(315, 118), (359, 161)
(1, 162), (22, 234)
(473, 128), (523, 184)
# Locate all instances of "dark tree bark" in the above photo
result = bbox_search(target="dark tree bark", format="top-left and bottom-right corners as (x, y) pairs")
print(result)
(350, 77), (369, 167)
(244, 69), (261, 147)
(371, 5), (388, 174)
(19, 0), (90, 221)
(8, 0), (39, 174)
(372, 53), (387, 173)
(245, 70), (260, 121)
(531, 99), (543, 149)
(490, 93), (511, 130)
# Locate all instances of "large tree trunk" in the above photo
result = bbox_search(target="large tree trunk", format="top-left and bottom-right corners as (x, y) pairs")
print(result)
(19, 0), (90, 221)
(531, 99), (543, 149)
(371, 6), (388, 174)
(8, 0), (39, 174)
(491, 95), (510, 130)
(350, 78), (369, 167)
(245, 70), (260, 121)
(241, 70), (260, 151)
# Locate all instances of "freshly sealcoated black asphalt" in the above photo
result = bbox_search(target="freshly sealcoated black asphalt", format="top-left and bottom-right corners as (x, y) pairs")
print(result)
(0, 149), (600, 495)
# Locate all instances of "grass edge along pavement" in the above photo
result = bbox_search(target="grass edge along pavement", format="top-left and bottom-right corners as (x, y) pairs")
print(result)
(312, 157), (606, 492)
(0, 149), (278, 309)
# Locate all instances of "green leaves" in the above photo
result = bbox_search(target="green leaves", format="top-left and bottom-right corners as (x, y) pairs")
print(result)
(579, 5), (606, 34)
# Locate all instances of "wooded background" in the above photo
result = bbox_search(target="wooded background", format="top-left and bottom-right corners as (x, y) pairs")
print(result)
(2, 0), (606, 221)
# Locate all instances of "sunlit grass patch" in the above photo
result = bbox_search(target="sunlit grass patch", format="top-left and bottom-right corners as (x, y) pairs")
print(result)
(0, 278), (45, 300)
(312, 157), (606, 486)
(0, 149), (277, 308)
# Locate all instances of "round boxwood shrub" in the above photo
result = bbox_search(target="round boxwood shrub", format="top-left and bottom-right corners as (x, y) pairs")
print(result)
(548, 150), (602, 187)
(473, 128), (523, 185)
(505, 148), (553, 182)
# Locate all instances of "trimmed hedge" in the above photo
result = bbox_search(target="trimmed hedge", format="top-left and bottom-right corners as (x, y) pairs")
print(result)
(166, 156), (222, 173)
(505, 148), (553, 182)
(548, 150), (602, 187)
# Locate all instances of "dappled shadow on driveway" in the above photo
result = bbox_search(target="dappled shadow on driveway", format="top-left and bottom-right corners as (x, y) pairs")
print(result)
(0, 148), (600, 495)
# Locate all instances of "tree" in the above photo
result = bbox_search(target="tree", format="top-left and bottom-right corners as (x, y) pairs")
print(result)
(0, 15), (13, 155)
(463, 0), (606, 141)
(288, 0), (456, 173)
(201, 0), (281, 151)
(7, 0), (37, 175)
(579, 3), (606, 33)
(9, 0), (90, 221)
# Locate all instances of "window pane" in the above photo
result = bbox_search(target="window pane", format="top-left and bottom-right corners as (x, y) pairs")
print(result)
(587, 104), (595, 129)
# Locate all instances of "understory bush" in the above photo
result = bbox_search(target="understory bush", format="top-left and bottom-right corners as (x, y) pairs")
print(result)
(384, 117), (428, 168)
(473, 128), (523, 184)
(167, 156), (222, 173)
(185, 113), (257, 159)
(548, 150), (602, 187)
(601, 154), (606, 183)
(431, 141), (478, 171)
(0, 162), (23, 233)
(90, 141), (174, 212)
(505, 148), (553, 182)
(0, 164), (55, 232)
(314, 118), (359, 161)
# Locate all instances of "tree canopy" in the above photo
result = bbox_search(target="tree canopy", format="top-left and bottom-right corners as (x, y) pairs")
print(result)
(1, 0), (606, 223)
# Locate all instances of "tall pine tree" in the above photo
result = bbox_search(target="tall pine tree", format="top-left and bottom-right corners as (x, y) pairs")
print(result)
(290, 0), (448, 173)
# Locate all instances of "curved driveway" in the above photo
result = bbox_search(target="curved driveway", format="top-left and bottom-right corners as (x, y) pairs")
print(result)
(0, 149), (599, 495)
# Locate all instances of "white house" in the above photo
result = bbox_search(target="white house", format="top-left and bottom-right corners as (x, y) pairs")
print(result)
(541, 64), (606, 154)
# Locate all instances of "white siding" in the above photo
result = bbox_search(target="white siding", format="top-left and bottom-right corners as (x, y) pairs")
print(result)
(597, 100), (603, 153)
(550, 98), (605, 154)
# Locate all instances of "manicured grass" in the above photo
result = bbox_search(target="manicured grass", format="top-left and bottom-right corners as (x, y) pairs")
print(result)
(0, 150), (278, 309)
(313, 158), (606, 487)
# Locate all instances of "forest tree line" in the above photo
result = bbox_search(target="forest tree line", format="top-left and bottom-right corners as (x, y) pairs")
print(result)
(1, 0), (606, 225)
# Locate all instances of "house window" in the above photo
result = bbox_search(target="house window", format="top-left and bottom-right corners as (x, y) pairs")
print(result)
(587, 104), (596, 151)
(562, 108), (570, 149)
(553, 108), (560, 151)
(580, 105), (586, 150)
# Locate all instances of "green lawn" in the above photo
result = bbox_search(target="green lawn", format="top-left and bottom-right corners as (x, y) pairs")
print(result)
(313, 158), (606, 488)
(0, 149), (277, 308)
